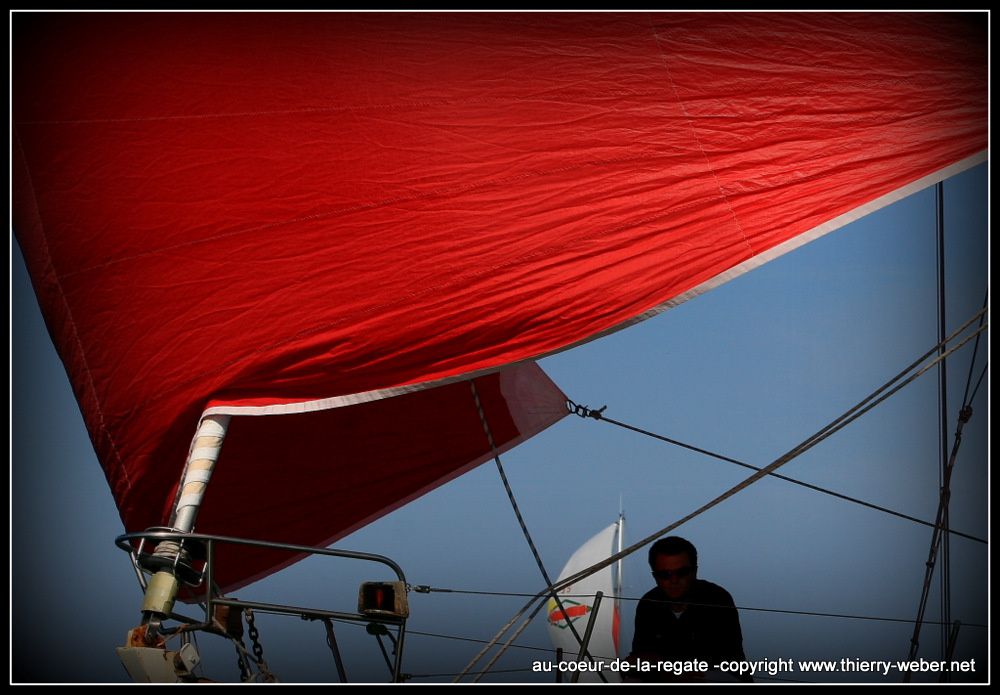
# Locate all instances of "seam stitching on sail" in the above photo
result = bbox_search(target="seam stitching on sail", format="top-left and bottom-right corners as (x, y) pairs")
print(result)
(76, 150), (985, 416)
(14, 90), (674, 125)
(14, 127), (133, 496)
(59, 149), (681, 279)
(112, 198), (738, 414)
(645, 15), (755, 259)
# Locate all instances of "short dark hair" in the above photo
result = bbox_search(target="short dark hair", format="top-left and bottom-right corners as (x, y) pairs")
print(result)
(648, 536), (698, 570)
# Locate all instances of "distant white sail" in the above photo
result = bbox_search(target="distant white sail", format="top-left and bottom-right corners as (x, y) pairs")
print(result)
(546, 517), (623, 683)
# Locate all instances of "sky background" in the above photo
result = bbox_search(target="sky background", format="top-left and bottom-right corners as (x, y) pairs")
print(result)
(11, 162), (987, 684)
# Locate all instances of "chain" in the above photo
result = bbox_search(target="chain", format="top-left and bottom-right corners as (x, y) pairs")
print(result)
(246, 609), (264, 663)
(234, 639), (252, 682)
(243, 608), (277, 682)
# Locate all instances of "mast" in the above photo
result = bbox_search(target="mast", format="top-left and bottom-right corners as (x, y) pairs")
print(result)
(615, 503), (625, 658)
(615, 501), (625, 600)
(935, 182), (952, 671)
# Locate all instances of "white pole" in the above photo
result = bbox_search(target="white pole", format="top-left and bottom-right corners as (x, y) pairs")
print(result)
(172, 414), (230, 533)
(141, 414), (231, 621)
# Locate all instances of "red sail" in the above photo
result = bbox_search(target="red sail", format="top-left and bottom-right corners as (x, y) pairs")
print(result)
(12, 13), (986, 590)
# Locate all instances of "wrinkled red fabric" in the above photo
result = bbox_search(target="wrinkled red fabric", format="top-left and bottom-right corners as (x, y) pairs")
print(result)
(13, 13), (986, 589)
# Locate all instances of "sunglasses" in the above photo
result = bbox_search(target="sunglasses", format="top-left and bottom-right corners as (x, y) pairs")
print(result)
(652, 566), (693, 580)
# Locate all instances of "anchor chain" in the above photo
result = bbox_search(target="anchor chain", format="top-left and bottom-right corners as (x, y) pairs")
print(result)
(244, 608), (277, 682)
(234, 639), (252, 682)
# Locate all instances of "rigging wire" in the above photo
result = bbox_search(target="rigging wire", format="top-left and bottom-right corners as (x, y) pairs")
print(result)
(239, 595), (986, 682)
(316, 614), (559, 654)
(468, 597), (550, 683)
(412, 586), (987, 629)
(221, 597), (988, 683)
(407, 627), (555, 654)
(564, 305), (988, 544)
(468, 379), (607, 683)
(412, 667), (536, 679)
(564, 411), (985, 544)
(415, 668), (811, 683)
(905, 293), (989, 675)
(960, 292), (988, 406)
(459, 310), (987, 679)
(967, 364), (987, 405)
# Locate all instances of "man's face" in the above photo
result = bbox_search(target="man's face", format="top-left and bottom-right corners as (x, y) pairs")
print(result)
(652, 552), (696, 601)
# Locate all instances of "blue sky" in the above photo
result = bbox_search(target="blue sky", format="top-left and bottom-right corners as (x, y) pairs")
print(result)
(11, 163), (987, 683)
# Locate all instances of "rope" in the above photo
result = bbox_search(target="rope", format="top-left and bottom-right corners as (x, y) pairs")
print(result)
(470, 379), (553, 589)
(305, 599), (987, 682)
(960, 292), (988, 406)
(414, 585), (601, 599)
(414, 586), (987, 629)
(410, 667), (535, 679)
(408, 628), (556, 654)
(311, 615), (561, 655)
(967, 364), (987, 405)
(416, 669), (811, 683)
(567, 307), (989, 544)
(565, 411), (984, 544)
(906, 297), (989, 672)
(466, 380), (606, 683)
(559, 311), (988, 595)
(471, 597), (550, 683)
(462, 311), (987, 677)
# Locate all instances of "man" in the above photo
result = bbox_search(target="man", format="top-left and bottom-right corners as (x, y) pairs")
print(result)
(628, 536), (750, 682)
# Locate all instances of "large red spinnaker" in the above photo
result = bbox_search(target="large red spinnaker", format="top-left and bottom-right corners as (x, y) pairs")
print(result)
(12, 13), (986, 591)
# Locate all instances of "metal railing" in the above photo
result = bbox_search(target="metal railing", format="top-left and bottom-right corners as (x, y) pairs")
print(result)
(116, 528), (408, 682)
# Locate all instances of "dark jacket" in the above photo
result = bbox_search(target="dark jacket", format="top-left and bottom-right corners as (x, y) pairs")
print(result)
(630, 579), (749, 681)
